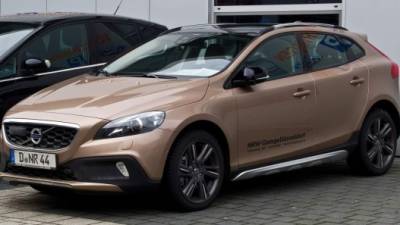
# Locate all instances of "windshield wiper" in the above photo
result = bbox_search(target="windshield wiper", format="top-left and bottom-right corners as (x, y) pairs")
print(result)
(96, 69), (111, 77)
(148, 74), (178, 79)
(118, 72), (178, 79)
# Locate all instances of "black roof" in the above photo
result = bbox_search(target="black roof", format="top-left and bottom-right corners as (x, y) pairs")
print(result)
(169, 24), (274, 36)
(0, 12), (164, 28)
(169, 22), (346, 36)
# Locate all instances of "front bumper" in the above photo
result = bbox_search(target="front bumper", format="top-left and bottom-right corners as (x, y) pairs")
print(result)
(1, 112), (174, 191)
(0, 172), (122, 192)
(1, 156), (159, 192)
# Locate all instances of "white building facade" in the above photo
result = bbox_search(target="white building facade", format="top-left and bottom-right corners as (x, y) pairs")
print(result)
(0, 0), (399, 63)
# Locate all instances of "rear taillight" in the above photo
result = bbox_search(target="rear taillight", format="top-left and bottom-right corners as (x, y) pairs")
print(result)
(367, 41), (399, 79)
(392, 63), (400, 79)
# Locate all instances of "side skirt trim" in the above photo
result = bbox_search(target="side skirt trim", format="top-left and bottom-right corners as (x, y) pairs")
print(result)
(232, 150), (348, 181)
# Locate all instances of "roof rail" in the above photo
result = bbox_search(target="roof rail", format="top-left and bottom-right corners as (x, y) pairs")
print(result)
(16, 12), (39, 15)
(273, 22), (348, 31)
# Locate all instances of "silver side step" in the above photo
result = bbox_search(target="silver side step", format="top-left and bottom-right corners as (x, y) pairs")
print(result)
(232, 150), (348, 181)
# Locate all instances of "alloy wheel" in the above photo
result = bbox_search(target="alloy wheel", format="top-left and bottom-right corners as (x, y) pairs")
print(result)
(366, 117), (396, 169)
(178, 142), (222, 204)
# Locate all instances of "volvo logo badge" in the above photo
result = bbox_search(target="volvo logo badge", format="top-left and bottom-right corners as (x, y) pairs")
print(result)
(30, 128), (43, 145)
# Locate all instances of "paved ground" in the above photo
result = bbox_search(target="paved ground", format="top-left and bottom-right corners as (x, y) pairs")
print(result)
(1, 160), (400, 225)
(0, 181), (12, 190)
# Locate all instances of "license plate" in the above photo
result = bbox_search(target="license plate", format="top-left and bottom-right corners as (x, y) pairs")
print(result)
(12, 150), (57, 170)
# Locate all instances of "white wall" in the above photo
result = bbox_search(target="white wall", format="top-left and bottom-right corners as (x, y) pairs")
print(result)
(345, 0), (400, 64)
(0, 0), (209, 28)
(0, 0), (46, 14)
(47, 0), (96, 13)
(96, 0), (149, 22)
(150, 0), (208, 27)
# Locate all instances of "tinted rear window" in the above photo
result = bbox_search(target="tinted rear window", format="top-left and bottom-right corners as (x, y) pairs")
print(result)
(302, 33), (348, 71)
(337, 36), (365, 61)
(93, 23), (136, 63)
(139, 25), (164, 41)
(113, 23), (141, 45)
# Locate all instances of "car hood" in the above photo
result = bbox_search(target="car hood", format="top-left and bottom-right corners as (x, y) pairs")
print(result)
(9, 74), (209, 120)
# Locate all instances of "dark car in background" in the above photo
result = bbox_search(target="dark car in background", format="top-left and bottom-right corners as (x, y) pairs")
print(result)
(0, 13), (167, 119)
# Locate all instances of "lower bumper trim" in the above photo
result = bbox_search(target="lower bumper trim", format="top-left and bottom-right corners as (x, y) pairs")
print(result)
(0, 172), (122, 192)
(232, 150), (348, 181)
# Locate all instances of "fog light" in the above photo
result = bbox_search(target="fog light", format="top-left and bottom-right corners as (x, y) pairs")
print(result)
(116, 161), (130, 177)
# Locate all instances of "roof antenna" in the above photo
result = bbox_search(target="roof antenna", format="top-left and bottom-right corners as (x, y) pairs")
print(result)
(114, 0), (124, 15)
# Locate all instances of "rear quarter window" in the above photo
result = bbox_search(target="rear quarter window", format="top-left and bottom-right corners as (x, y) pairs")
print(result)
(93, 22), (136, 63)
(337, 36), (365, 61)
(302, 33), (347, 71)
(302, 33), (365, 71)
(139, 25), (164, 42)
(113, 23), (142, 45)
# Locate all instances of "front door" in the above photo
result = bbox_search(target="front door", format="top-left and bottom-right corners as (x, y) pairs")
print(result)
(232, 33), (317, 168)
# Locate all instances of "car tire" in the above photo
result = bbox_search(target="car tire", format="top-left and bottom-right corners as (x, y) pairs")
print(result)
(165, 130), (225, 211)
(348, 109), (397, 175)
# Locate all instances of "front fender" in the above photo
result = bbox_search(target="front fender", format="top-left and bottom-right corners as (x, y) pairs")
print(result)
(159, 102), (238, 172)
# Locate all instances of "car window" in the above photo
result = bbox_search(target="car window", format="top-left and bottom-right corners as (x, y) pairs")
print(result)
(0, 57), (17, 79)
(22, 23), (90, 72)
(94, 23), (135, 63)
(338, 36), (365, 61)
(244, 34), (303, 80)
(302, 33), (347, 71)
(103, 32), (254, 77)
(113, 23), (142, 45)
(140, 25), (163, 41)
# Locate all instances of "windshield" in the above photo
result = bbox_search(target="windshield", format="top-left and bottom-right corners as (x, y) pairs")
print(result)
(103, 32), (254, 77)
(0, 23), (35, 56)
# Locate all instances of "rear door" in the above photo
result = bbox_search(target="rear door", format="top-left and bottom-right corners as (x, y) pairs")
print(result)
(233, 33), (318, 167)
(301, 32), (369, 149)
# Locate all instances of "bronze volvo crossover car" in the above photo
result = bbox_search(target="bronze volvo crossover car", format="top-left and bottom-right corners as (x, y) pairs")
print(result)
(1, 22), (399, 211)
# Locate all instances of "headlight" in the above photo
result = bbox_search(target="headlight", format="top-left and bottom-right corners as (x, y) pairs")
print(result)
(95, 111), (165, 139)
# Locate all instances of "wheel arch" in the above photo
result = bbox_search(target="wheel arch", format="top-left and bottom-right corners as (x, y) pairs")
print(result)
(365, 99), (400, 135)
(163, 120), (231, 180)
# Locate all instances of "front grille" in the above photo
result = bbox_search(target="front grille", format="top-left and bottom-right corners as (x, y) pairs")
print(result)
(4, 122), (78, 150)
(6, 165), (77, 181)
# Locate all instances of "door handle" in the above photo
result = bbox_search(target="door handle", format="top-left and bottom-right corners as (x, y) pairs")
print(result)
(350, 77), (365, 86)
(293, 89), (311, 98)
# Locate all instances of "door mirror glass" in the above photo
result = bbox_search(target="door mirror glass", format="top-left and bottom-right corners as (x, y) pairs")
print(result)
(243, 67), (255, 79)
(22, 58), (51, 75)
(232, 66), (267, 87)
(243, 67), (266, 80)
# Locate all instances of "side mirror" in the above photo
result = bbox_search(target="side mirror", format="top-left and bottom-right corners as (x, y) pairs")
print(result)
(232, 66), (267, 87)
(22, 58), (51, 75)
